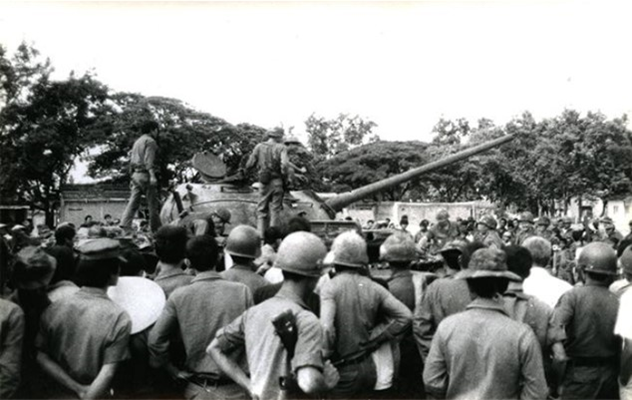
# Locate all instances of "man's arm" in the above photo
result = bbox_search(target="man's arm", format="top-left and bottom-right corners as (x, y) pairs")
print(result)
(518, 330), (549, 400)
(413, 286), (437, 362)
(367, 287), (412, 346)
(147, 299), (182, 377)
(548, 291), (574, 362)
(296, 361), (339, 395)
(144, 138), (158, 185)
(0, 305), (24, 399)
(319, 285), (337, 358)
(422, 327), (448, 399)
(244, 145), (260, 174)
(36, 351), (88, 397)
(207, 338), (254, 398)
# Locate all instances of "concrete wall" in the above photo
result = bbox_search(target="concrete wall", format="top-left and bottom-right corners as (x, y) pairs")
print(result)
(59, 199), (129, 227)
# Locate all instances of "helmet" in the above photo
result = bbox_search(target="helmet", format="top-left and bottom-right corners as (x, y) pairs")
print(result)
(536, 216), (550, 227)
(436, 209), (450, 221)
(225, 225), (261, 259)
(578, 242), (617, 276)
(275, 232), (327, 277)
(268, 127), (284, 138)
(620, 246), (632, 275)
(477, 215), (497, 230)
(519, 212), (535, 224)
(331, 231), (369, 268)
(600, 216), (614, 225)
(380, 232), (417, 262)
(284, 135), (301, 145)
(212, 208), (232, 224)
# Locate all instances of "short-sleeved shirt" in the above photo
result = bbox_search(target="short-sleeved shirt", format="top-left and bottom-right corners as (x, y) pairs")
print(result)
(148, 271), (252, 375)
(0, 299), (25, 399)
(37, 287), (132, 384)
(549, 282), (621, 359)
(154, 267), (193, 298)
(412, 273), (471, 360)
(129, 134), (157, 172)
(245, 141), (289, 180)
(214, 288), (325, 400)
(221, 264), (268, 296)
(423, 298), (548, 400)
(319, 272), (412, 360)
(481, 230), (504, 250)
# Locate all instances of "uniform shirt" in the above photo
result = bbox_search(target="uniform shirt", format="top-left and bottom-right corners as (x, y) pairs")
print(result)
(423, 297), (548, 400)
(319, 272), (412, 360)
(214, 288), (325, 400)
(503, 282), (552, 351)
(245, 141), (290, 180)
(221, 264), (268, 296)
(0, 299), (25, 399)
(36, 287), (131, 384)
(515, 228), (535, 246)
(129, 134), (157, 172)
(549, 282), (621, 359)
(523, 266), (572, 309)
(387, 269), (415, 311)
(481, 230), (504, 250)
(148, 271), (253, 375)
(413, 273), (471, 360)
(154, 267), (193, 298)
(421, 222), (459, 253)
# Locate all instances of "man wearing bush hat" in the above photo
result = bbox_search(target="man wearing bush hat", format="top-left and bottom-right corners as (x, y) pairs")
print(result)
(423, 248), (547, 399)
(319, 231), (411, 397)
(208, 232), (339, 400)
(36, 238), (132, 399)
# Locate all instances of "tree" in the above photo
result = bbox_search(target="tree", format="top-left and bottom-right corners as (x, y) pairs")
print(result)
(317, 140), (429, 200)
(0, 43), (110, 226)
(305, 113), (379, 159)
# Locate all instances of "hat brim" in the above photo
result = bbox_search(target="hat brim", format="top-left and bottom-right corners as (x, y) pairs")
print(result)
(456, 269), (522, 282)
(107, 277), (166, 334)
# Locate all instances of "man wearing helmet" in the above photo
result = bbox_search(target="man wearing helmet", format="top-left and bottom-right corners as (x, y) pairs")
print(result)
(475, 215), (503, 250)
(514, 211), (536, 246)
(319, 231), (412, 398)
(598, 216), (623, 249)
(550, 242), (621, 399)
(243, 127), (293, 237)
(534, 216), (553, 241)
(208, 232), (339, 400)
(221, 225), (267, 295)
(418, 209), (459, 254)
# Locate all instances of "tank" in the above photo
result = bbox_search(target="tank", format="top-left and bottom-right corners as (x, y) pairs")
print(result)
(160, 134), (515, 245)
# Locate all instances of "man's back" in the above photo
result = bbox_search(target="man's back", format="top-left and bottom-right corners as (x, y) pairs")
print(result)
(247, 141), (285, 178)
(221, 264), (268, 295)
(129, 134), (157, 170)
(424, 299), (547, 399)
(37, 288), (131, 384)
(523, 266), (572, 308)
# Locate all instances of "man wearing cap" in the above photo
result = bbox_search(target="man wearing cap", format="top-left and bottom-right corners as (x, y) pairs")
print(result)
(36, 238), (132, 399)
(598, 216), (623, 248)
(149, 235), (253, 399)
(221, 225), (268, 295)
(382, 232), (428, 398)
(522, 236), (572, 309)
(208, 232), (339, 400)
(550, 242), (621, 399)
(243, 127), (293, 236)
(418, 210), (459, 254)
(423, 248), (547, 399)
(475, 215), (503, 250)
(319, 231), (412, 397)
(153, 226), (193, 298)
(121, 120), (162, 233)
(514, 211), (536, 246)
(413, 240), (472, 362)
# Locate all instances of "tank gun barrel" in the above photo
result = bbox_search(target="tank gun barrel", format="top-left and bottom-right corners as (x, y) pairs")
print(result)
(324, 134), (515, 212)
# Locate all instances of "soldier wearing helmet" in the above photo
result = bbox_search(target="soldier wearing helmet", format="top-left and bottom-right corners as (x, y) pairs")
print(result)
(319, 231), (412, 397)
(597, 216), (623, 249)
(208, 232), (339, 399)
(514, 211), (536, 246)
(550, 242), (621, 399)
(475, 215), (503, 250)
(243, 127), (293, 237)
(220, 225), (267, 295)
(418, 209), (459, 254)
(283, 134), (313, 191)
(534, 216), (553, 241)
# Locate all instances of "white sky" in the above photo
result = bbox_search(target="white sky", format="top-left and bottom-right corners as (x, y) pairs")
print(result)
(1, 0), (632, 146)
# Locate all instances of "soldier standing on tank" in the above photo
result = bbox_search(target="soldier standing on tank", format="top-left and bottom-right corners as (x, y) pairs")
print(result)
(243, 128), (293, 237)
(121, 120), (162, 233)
(550, 242), (621, 399)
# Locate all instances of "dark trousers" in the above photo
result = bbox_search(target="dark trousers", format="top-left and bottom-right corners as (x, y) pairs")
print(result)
(121, 172), (162, 232)
(329, 358), (377, 399)
(561, 363), (619, 399)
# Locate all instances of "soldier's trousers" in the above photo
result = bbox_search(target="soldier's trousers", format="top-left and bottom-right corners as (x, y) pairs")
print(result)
(257, 178), (284, 235)
(560, 363), (619, 399)
(121, 172), (162, 232)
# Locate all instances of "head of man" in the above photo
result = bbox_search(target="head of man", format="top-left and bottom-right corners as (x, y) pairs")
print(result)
(535, 216), (550, 234)
(459, 248), (521, 299)
(579, 242), (618, 285)
(211, 208), (231, 235)
(225, 225), (261, 266)
(419, 219), (429, 232)
(380, 232), (417, 269)
(154, 226), (188, 265)
(601, 217), (615, 233)
(186, 235), (220, 272)
(436, 209), (450, 229)
(139, 120), (160, 137)
(268, 127), (284, 143)
(13, 246), (57, 291)
(331, 231), (369, 272)
(104, 214), (113, 225)
(75, 238), (123, 288)
(55, 224), (76, 247)
(504, 245), (533, 281)
(276, 231), (327, 293)
(477, 215), (496, 234)
(522, 236), (552, 269)
(439, 240), (469, 271)
(263, 226), (284, 251)
(518, 212), (535, 232)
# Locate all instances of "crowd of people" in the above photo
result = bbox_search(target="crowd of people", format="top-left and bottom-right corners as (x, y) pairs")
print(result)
(1, 207), (632, 400)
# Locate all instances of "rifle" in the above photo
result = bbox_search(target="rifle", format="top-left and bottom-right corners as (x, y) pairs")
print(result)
(272, 310), (305, 396)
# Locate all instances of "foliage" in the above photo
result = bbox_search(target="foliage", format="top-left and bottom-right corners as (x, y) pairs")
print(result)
(305, 113), (379, 159)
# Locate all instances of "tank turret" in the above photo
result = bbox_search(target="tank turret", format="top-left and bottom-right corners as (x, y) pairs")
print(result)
(160, 134), (514, 238)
